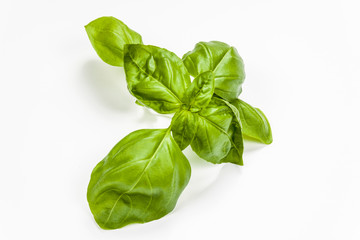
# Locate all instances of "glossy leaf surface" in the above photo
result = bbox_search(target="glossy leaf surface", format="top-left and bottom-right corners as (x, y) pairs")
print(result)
(85, 16), (143, 67)
(171, 110), (198, 150)
(231, 99), (273, 144)
(183, 71), (215, 112)
(87, 129), (191, 229)
(183, 41), (245, 101)
(124, 44), (190, 113)
(191, 97), (243, 165)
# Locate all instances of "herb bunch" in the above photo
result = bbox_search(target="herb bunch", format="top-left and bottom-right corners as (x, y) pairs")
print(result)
(85, 16), (272, 229)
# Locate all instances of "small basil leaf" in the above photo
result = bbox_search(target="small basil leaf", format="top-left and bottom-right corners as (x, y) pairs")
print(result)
(85, 16), (143, 67)
(183, 41), (245, 101)
(87, 129), (191, 229)
(124, 44), (191, 114)
(191, 97), (243, 165)
(220, 99), (244, 164)
(183, 71), (215, 112)
(171, 110), (198, 150)
(231, 99), (273, 144)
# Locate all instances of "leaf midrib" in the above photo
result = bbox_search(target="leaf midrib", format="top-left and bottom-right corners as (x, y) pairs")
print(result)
(103, 130), (170, 226)
(213, 47), (232, 73)
(128, 51), (183, 105)
(198, 43), (232, 74)
(198, 114), (241, 159)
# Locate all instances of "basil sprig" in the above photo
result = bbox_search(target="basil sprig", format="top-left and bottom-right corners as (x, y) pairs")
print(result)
(85, 16), (272, 230)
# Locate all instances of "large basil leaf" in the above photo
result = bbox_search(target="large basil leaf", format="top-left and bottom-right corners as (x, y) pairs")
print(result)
(124, 44), (191, 114)
(231, 99), (273, 144)
(171, 110), (198, 150)
(85, 16), (143, 67)
(87, 129), (191, 229)
(191, 97), (243, 165)
(183, 41), (245, 101)
(183, 71), (215, 112)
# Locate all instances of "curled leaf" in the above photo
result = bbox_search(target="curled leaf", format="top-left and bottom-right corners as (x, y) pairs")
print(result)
(231, 99), (273, 144)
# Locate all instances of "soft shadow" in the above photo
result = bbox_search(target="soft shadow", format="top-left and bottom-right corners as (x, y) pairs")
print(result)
(182, 147), (213, 168)
(176, 162), (242, 210)
(82, 60), (134, 111)
(176, 147), (242, 210)
(136, 107), (159, 124)
(243, 138), (267, 152)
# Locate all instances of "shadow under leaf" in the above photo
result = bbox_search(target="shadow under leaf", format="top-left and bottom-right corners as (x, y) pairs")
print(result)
(82, 60), (134, 111)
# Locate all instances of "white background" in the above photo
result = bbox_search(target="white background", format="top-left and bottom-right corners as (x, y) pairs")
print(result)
(1, 0), (359, 239)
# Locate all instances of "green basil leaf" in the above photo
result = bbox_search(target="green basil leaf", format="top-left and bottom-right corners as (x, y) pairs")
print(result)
(171, 110), (198, 150)
(85, 16), (143, 67)
(87, 129), (191, 229)
(183, 41), (245, 101)
(231, 99), (273, 144)
(183, 71), (215, 112)
(191, 97), (243, 165)
(124, 44), (191, 114)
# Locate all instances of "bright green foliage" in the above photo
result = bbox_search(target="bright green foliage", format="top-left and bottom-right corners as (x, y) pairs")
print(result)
(85, 16), (272, 230)
(183, 41), (245, 101)
(85, 17), (143, 67)
(87, 129), (191, 229)
(124, 44), (190, 114)
(182, 71), (215, 112)
(231, 99), (273, 144)
(170, 71), (214, 150)
(191, 97), (243, 165)
(171, 110), (199, 150)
